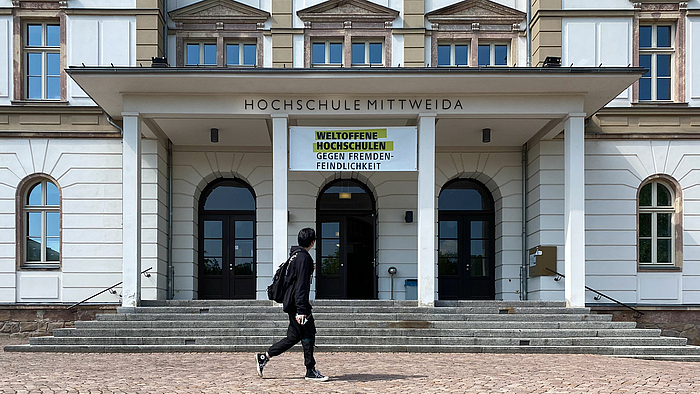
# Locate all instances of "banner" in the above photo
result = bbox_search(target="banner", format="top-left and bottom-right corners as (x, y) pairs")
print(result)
(289, 127), (418, 172)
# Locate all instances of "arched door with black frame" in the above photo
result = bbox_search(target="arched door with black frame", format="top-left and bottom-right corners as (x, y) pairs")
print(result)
(438, 179), (495, 300)
(198, 179), (256, 299)
(316, 180), (376, 299)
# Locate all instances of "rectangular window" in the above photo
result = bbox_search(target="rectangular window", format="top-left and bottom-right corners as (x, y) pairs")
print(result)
(312, 41), (342, 66)
(24, 22), (60, 100)
(351, 41), (383, 66)
(186, 42), (217, 66)
(437, 44), (468, 67)
(639, 25), (673, 101)
(478, 43), (508, 67)
(226, 43), (256, 66)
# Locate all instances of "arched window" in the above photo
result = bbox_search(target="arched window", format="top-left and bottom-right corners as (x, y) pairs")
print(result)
(21, 178), (60, 266)
(638, 178), (681, 268)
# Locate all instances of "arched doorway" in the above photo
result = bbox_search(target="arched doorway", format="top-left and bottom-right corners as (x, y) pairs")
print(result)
(198, 179), (256, 299)
(438, 179), (495, 300)
(316, 179), (376, 299)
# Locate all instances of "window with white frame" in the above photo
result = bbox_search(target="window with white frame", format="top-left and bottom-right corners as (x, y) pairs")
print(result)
(639, 24), (673, 101)
(638, 181), (675, 266)
(25, 22), (60, 100)
(312, 41), (342, 66)
(477, 43), (508, 66)
(186, 42), (217, 66)
(351, 41), (382, 66)
(23, 179), (60, 265)
(437, 43), (468, 67)
(226, 43), (256, 66)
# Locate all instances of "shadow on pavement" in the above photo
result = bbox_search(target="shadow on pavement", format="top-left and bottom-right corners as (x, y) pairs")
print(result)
(331, 374), (426, 382)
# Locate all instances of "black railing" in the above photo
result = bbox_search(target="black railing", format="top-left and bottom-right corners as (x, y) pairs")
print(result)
(545, 268), (644, 318)
(67, 267), (153, 310)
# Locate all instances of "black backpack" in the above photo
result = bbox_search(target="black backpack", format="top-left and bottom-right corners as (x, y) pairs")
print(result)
(267, 253), (298, 303)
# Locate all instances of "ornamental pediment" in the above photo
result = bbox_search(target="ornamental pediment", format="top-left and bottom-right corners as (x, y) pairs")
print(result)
(297, 0), (399, 23)
(169, 0), (270, 24)
(426, 0), (525, 25)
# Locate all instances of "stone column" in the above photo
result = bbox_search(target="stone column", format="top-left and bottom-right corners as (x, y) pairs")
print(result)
(564, 113), (586, 308)
(417, 114), (436, 307)
(272, 115), (289, 272)
(122, 112), (142, 308)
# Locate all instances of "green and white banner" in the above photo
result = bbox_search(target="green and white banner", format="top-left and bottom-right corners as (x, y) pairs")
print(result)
(289, 127), (417, 171)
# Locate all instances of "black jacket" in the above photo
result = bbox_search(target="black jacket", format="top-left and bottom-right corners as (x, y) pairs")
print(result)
(282, 246), (314, 315)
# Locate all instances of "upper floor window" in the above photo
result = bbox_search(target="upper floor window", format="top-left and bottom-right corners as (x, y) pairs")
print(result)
(638, 179), (681, 268)
(22, 178), (60, 266)
(186, 42), (217, 66)
(351, 41), (383, 66)
(312, 41), (342, 66)
(478, 43), (508, 66)
(437, 44), (468, 67)
(25, 22), (60, 100)
(226, 43), (256, 66)
(639, 25), (673, 101)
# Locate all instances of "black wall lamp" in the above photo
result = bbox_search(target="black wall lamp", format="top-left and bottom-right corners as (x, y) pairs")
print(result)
(482, 128), (491, 144)
(210, 128), (219, 143)
(405, 211), (413, 223)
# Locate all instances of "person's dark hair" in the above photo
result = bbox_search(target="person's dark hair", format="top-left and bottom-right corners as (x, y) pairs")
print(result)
(298, 227), (316, 248)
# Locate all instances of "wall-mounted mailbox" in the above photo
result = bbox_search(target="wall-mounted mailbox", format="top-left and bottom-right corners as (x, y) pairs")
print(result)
(528, 246), (557, 277)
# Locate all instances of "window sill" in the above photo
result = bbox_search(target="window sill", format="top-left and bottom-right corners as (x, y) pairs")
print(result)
(312, 64), (343, 68)
(633, 101), (688, 107)
(11, 100), (68, 106)
(19, 264), (60, 271)
(638, 265), (681, 272)
(351, 64), (384, 67)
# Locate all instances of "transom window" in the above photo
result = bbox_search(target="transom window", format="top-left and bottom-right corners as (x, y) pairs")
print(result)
(351, 41), (382, 66)
(23, 179), (60, 265)
(639, 24), (673, 101)
(478, 43), (508, 66)
(186, 42), (217, 66)
(226, 43), (256, 66)
(437, 44), (468, 67)
(312, 41), (342, 66)
(638, 181), (675, 266)
(25, 22), (60, 100)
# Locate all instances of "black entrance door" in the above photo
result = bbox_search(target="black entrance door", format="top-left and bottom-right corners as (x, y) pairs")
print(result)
(438, 179), (495, 300)
(198, 179), (256, 299)
(316, 180), (376, 299)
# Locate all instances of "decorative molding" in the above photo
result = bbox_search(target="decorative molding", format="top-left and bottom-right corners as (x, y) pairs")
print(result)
(297, 0), (399, 23)
(169, 0), (270, 25)
(426, 0), (525, 25)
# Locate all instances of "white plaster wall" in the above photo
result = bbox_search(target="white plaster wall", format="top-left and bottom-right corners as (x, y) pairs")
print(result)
(562, 17), (632, 107)
(0, 1), (11, 7)
(171, 150), (272, 300)
(66, 15), (136, 105)
(436, 150), (523, 301)
(526, 140), (565, 301)
(0, 139), (123, 304)
(585, 140), (700, 305)
(689, 17), (700, 106)
(690, 0), (700, 10)
(141, 138), (170, 300)
(68, 0), (137, 8)
(562, 0), (633, 10)
(0, 16), (11, 106)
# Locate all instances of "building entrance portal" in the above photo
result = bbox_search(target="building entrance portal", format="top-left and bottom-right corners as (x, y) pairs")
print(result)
(198, 179), (256, 299)
(316, 180), (376, 299)
(438, 179), (496, 300)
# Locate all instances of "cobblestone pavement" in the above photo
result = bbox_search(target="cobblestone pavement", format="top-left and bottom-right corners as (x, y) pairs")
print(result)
(2, 338), (700, 393)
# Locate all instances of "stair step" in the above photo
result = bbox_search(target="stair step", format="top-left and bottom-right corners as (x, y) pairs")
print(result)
(139, 300), (567, 308)
(119, 306), (591, 315)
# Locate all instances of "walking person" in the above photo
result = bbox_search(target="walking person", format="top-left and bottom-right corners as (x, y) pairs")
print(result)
(256, 227), (329, 382)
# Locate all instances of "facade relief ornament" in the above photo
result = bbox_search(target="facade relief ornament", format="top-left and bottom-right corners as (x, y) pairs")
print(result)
(297, 0), (399, 24)
(426, 0), (526, 27)
(169, 0), (270, 25)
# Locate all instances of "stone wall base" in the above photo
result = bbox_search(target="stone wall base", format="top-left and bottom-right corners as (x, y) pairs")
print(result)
(591, 306), (700, 346)
(0, 304), (118, 338)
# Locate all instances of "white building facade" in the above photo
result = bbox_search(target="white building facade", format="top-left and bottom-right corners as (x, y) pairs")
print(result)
(0, 0), (699, 311)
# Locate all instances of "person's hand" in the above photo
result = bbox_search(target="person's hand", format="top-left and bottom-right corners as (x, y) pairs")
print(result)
(296, 314), (306, 324)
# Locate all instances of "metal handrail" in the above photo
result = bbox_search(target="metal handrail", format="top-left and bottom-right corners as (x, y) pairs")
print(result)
(545, 268), (645, 318)
(67, 267), (153, 310)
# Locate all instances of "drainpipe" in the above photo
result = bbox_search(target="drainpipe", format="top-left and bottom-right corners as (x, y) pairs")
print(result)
(163, 0), (168, 60)
(105, 111), (123, 134)
(521, 143), (528, 300)
(167, 139), (174, 299)
(526, 0), (531, 67)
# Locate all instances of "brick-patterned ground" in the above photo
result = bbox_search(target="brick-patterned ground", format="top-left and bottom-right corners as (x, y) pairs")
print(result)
(2, 337), (700, 393)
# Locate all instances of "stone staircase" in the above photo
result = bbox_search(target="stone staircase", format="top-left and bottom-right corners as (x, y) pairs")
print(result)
(5, 300), (700, 361)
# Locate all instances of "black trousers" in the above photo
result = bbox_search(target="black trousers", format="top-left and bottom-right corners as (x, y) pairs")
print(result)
(267, 313), (317, 370)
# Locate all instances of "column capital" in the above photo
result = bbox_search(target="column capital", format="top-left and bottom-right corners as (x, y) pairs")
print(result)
(121, 111), (141, 118)
(271, 113), (289, 119)
(565, 113), (586, 121)
(418, 113), (438, 119)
